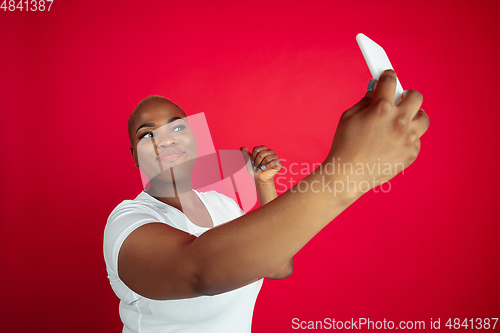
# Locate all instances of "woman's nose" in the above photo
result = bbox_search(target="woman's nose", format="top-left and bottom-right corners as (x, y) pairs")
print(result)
(154, 128), (177, 147)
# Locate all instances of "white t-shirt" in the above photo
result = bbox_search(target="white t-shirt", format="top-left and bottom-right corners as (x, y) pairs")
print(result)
(103, 190), (264, 333)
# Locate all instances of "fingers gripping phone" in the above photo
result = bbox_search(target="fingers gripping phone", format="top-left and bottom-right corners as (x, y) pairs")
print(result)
(356, 33), (404, 105)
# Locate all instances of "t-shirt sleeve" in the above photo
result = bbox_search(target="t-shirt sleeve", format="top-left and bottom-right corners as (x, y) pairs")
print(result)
(103, 201), (164, 302)
(104, 201), (163, 275)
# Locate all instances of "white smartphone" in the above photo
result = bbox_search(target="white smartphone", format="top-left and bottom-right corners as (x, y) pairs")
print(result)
(356, 33), (404, 105)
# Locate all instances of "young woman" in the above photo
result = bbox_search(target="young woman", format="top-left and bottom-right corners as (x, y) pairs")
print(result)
(103, 70), (429, 332)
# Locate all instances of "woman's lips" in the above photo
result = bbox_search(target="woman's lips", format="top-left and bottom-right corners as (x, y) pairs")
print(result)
(158, 151), (185, 162)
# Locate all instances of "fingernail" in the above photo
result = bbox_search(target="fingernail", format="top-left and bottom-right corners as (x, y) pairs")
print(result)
(261, 165), (266, 170)
(253, 166), (257, 170)
(367, 79), (375, 92)
(257, 168), (261, 173)
(252, 160), (254, 165)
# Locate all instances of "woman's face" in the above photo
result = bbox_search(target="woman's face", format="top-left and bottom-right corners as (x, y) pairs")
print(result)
(130, 100), (197, 185)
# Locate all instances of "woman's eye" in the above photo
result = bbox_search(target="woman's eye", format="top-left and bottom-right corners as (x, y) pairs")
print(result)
(172, 124), (186, 132)
(139, 132), (154, 140)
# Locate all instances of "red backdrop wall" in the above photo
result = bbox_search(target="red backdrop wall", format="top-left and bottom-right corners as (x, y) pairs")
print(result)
(1, 0), (499, 332)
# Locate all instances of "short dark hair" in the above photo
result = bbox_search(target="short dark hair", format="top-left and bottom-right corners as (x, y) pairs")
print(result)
(127, 95), (186, 145)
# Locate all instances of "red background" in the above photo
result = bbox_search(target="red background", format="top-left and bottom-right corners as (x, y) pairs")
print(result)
(1, 0), (499, 332)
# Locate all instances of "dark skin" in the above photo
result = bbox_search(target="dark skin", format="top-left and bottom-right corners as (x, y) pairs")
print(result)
(120, 70), (428, 300)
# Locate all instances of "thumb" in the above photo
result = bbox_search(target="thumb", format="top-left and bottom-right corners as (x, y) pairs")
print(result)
(240, 146), (254, 174)
(341, 79), (377, 120)
(240, 146), (252, 162)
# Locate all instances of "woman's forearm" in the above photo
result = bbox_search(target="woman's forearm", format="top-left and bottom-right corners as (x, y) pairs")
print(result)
(256, 179), (294, 280)
(255, 180), (278, 206)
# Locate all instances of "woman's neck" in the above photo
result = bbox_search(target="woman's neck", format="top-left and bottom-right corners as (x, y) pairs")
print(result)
(146, 176), (195, 212)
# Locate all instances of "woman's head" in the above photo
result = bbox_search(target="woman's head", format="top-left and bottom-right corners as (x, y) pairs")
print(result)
(128, 96), (197, 187)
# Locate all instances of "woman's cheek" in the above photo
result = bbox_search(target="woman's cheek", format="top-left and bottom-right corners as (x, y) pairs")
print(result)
(137, 142), (160, 177)
(183, 133), (198, 160)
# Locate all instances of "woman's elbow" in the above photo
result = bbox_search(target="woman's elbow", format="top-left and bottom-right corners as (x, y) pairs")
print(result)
(265, 260), (294, 280)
